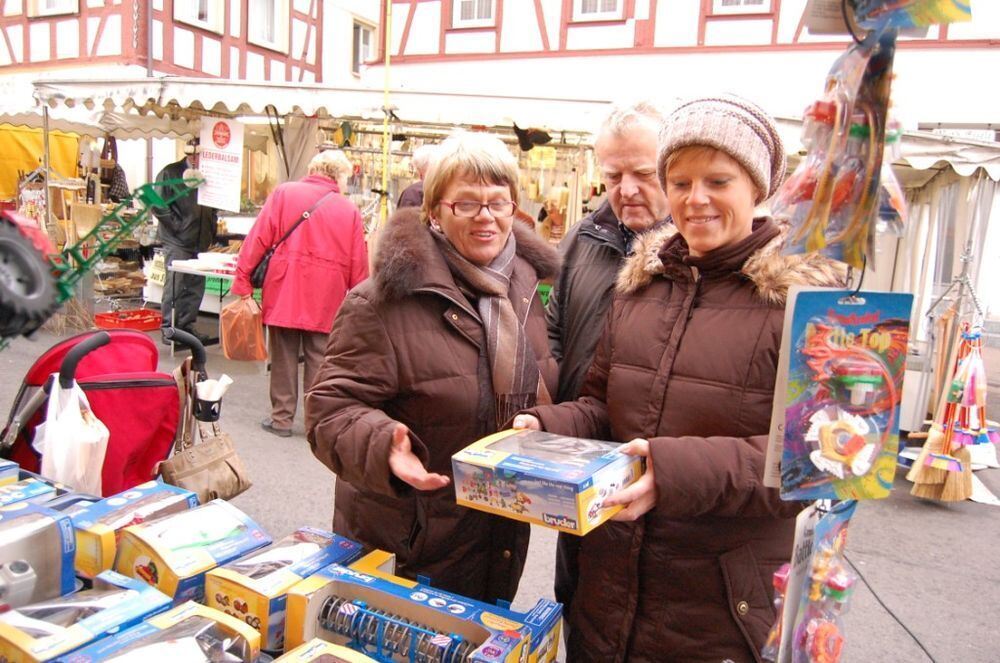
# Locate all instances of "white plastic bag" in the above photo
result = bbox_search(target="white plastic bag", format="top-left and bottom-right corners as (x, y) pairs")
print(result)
(31, 375), (109, 495)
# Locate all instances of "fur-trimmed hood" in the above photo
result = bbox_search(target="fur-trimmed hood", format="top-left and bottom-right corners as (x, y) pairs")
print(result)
(616, 218), (846, 305)
(372, 206), (561, 302)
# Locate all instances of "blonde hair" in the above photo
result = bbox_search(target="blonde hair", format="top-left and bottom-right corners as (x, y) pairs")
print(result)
(422, 132), (519, 222)
(308, 149), (353, 182)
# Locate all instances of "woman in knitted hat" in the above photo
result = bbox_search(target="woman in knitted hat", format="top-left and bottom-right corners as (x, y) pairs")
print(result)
(515, 95), (845, 661)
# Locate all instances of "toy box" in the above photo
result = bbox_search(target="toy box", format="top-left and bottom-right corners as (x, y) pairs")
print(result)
(0, 479), (57, 508)
(0, 570), (171, 662)
(285, 550), (562, 663)
(0, 503), (76, 609)
(452, 429), (642, 535)
(114, 499), (271, 605)
(0, 460), (18, 487)
(67, 480), (199, 579)
(206, 527), (363, 651)
(277, 638), (378, 661)
(61, 601), (260, 662)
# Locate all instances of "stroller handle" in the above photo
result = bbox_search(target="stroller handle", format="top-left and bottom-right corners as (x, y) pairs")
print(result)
(163, 328), (208, 377)
(59, 332), (111, 389)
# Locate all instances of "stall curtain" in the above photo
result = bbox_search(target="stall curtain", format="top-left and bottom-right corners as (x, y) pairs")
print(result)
(0, 125), (79, 199)
(280, 116), (321, 183)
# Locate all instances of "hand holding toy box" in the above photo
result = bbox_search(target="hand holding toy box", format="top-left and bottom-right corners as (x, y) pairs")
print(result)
(452, 429), (642, 535)
(0, 503), (76, 609)
(0, 570), (171, 662)
(114, 499), (270, 605)
(206, 527), (363, 651)
(67, 480), (199, 579)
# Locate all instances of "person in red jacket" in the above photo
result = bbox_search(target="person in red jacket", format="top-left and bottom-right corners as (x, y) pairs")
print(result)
(232, 150), (368, 437)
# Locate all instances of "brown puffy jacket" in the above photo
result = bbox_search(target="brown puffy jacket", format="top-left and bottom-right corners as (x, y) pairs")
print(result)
(526, 218), (844, 662)
(305, 207), (560, 603)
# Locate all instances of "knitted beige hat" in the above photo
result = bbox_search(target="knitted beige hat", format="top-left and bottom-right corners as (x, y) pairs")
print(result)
(657, 95), (785, 203)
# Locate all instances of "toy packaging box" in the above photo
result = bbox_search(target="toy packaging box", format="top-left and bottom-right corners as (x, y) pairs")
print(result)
(67, 480), (199, 579)
(285, 550), (562, 663)
(276, 638), (378, 662)
(206, 527), (363, 651)
(114, 499), (271, 605)
(0, 460), (18, 486)
(0, 570), (171, 662)
(61, 600), (260, 662)
(0, 503), (76, 609)
(452, 429), (642, 535)
(765, 288), (913, 501)
(0, 479), (57, 508)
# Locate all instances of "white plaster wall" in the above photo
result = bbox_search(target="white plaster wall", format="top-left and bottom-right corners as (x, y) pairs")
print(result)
(704, 19), (771, 46)
(655, 0), (699, 47)
(230, 46), (241, 76)
(566, 23), (634, 51)
(948, 3), (1000, 39)
(4, 25), (23, 64)
(775, 0), (808, 43)
(173, 27), (195, 69)
(270, 58), (285, 81)
(390, 1), (409, 55)
(3, 1), (22, 17)
(246, 50), (265, 81)
(404, 2), (442, 56)
(542, 0), (561, 51)
(152, 20), (163, 60)
(55, 20), (79, 59)
(95, 14), (120, 57)
(446, 31), (495, 55)
(29, 23), (48, 62)
(500, 0), (543, 53)
(320, 0), (381, 85)
(202, 36), (221, 76)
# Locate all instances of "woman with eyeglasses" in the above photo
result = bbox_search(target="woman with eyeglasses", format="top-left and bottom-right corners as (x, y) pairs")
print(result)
(305, 132), (559, 602)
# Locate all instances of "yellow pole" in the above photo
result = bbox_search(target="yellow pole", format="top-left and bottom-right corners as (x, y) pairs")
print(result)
(379, 0), (393, 229)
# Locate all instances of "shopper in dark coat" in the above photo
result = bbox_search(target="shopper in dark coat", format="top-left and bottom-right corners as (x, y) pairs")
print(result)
(306, 132), (559, 603)
(396, 143), (437, 208)
(516, 96), (845, 662)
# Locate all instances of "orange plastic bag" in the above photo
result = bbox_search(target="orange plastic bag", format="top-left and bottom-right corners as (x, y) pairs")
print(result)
(220, 297), (268, 361)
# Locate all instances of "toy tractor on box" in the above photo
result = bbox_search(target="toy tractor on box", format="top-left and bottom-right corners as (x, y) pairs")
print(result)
(0, 178), (200, 349)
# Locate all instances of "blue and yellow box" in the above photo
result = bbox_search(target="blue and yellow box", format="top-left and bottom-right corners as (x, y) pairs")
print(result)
(0, 479), (57, 508)
(452, 429), (643, 535)
(67, 480), (199, 579)
(285, 550), (562, 662)
(205, 527), (363, 651)
(276, 638), (377, 661)
(114, 499), (270, 604)
(0, 503), (76, 608)
(0, 570), (171, 662)
(0, 460), (19, 486)
(62, 601), (260, 662)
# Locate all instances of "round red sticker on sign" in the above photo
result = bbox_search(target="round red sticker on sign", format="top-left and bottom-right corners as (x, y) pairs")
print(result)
(212, 121), (231, 148)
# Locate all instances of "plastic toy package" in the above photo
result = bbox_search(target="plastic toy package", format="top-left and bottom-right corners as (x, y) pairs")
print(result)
(766, 288), (913, 501)
(206, 528), (363, 651)
(66, 480), (199, 579)
(852, 0), (972, 30)
(276, 638), (377, 662)
(113, 499), (271, 605)
(285, 550), (562, 663)
(0, 504), (76, 610)
(0, 570), (171, 662)
(0, 478), (58, 508)
(452, 429), (642, 535)
(0, 460), (18, 486)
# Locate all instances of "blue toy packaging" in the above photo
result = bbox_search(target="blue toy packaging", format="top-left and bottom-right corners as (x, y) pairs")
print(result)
(285, 550), (562, 662)
(0, 460), (18, 486)
(0, 478), (57, 508)
(206, 527), (363, 651)
(452, 429), (642, 535)
(113, 499), (271, 605)
(276, 638), (377, 661)
(0, 503), (76, 609)
(0, 570), (171, 662)
(766, 288), (913, 501)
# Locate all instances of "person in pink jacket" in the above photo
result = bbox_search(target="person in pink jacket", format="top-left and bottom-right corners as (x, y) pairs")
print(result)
(232, 150), (368, 437)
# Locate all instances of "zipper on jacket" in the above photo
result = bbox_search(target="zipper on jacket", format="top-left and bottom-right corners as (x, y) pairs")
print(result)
(688, 266), (702, 320)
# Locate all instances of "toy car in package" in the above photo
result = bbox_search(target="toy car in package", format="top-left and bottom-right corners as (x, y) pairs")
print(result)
(0, 503), (76, 610)
(66, 480), (199, 579)
(765, 287), (913, 500)
(206, 527), (362, 651)
(61, 600), (260, 662)
(0, 570), (171, 662)
(452, 429), (642, 535)
(114, 499), (270, 604)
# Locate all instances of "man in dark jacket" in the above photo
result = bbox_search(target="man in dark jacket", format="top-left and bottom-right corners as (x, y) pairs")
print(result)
(544, 101), (670, 632)
(154, 141), (217, 344)
(396, 143), (437, 208)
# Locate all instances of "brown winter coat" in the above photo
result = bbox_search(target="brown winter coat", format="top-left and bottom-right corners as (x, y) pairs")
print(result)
(305, 207), (560, 603)
(525, 218), (845, 662)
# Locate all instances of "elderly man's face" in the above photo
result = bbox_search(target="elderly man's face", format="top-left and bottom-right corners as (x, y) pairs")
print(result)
(596, 119), (669, 232)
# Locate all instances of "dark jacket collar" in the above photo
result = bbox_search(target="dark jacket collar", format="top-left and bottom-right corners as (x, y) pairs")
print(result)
(578, 200), (670, 256)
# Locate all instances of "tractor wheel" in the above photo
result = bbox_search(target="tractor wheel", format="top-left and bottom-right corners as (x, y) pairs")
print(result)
(0, 222), (58, 339)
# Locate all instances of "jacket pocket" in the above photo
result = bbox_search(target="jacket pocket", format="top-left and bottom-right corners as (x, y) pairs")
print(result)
(719, 545), (778, 662)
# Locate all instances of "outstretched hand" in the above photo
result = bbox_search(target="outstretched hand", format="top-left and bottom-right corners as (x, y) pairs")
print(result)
(512, 414), (542, 431)
(388, 423), (450, 491)
(604, 438), (657, 521)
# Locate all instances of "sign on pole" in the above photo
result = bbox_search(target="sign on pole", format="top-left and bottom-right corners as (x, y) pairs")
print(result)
(198, 118), (244, 212)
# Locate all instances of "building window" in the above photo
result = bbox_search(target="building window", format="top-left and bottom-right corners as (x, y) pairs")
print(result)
(248, 0), (290, 53)
(353, 22), (374, 75)
(574, 0), (622, 21)
(27, 0), (78, 17)
(452, 0), (495, 28)
(711, 0), (771, 14)
(174, 0), (225, 34)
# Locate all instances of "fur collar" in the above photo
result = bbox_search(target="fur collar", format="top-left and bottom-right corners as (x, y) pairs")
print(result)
(616, 218), (847, 305)
(373, 206), (561, 302)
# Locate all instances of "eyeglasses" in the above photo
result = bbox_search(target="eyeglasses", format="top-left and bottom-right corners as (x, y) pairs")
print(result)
(438, 200), (517, 218)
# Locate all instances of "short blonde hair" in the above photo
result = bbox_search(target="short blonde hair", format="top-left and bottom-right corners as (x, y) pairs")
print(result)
(422, 132), (519, 222)
(308, 149), (353, 181)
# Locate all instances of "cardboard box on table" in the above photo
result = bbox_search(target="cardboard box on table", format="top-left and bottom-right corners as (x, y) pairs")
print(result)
(285, 550), (562, 663)
(113, 499), (270, 605)
(0, 503), (76, 609)
(277, 638), (378, 662)
(0, 479), (58, 508)
(66, 480), (198, 579)
(0, 570), (171, 662)
(62, 601), (260, 662)
(452, 429), (643, 535)
(0, 461), (19, 486)
(205, 527), (363, 651)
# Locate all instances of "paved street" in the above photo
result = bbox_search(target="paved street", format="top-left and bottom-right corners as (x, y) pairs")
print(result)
(2, 326), (998, 662)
